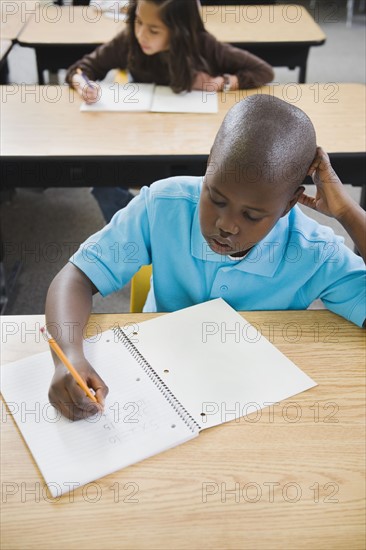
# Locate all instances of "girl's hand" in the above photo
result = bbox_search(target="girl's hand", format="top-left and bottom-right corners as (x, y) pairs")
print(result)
(298, 146), (353, 220)
(71, 72), (100, 104)
(192, 71), (225, 91)
(80, 83), (100, 104)
(48, 357), (109, 421)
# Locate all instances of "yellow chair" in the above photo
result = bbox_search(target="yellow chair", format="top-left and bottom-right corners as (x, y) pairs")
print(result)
(130, 265), (152, 313)
(114, 70), (129, 84)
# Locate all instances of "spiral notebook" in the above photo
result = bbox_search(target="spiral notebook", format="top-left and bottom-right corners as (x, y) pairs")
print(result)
(1, 299), (316, 497)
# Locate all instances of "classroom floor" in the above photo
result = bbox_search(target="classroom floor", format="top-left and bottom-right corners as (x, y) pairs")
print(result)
(1, 0), (365, 315)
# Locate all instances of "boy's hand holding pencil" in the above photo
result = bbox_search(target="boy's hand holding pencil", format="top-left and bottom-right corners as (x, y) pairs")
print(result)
(42, 327), (109, 421)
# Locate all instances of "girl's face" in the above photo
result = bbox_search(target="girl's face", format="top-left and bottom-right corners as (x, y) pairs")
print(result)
(134, 1), (170, 55)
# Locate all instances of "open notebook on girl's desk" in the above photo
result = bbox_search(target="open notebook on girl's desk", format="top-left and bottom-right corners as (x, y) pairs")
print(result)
(0, 299), (316, 497)
(91, 0), (128, 21)
(80, 83), (218, 113)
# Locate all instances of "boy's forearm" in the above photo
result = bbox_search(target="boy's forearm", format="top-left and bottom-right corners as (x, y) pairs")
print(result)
(337, 201), (366, 263)
(45, 263), (94, 361)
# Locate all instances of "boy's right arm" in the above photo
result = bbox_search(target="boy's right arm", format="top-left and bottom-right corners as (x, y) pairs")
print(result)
(46, 263), (109, 420)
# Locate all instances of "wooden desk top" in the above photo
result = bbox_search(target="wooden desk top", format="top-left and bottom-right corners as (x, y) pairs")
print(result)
(1, 310), (365, 549)
(201, 4), (326, 44)
(1, 83), (365, 157)
(18, 4), (125, 45)
(16, 4), (326, 46)
(0, 0), (39, 40)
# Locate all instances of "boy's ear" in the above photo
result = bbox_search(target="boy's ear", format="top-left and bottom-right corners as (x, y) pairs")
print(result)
(281, 186), (305, 217)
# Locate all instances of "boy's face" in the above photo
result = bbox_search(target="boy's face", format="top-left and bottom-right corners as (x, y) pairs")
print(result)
(199, 165), (299, 257)
(134, 1), (170, 56)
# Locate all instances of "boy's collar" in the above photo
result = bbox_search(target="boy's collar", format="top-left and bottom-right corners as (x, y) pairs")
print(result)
(191, 204), (290, 277)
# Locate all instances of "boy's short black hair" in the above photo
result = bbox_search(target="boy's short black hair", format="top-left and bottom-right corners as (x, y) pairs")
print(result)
(210, 95), (317, 195)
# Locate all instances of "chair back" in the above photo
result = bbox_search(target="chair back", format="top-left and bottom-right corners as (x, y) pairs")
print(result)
(130, 265), (152, 313)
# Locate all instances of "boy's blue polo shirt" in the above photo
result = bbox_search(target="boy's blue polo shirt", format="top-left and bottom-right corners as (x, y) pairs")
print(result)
(71, 176), (366, 327)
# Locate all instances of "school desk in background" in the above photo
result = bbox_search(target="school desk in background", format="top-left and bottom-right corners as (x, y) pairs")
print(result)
(16, 4), (326, 84)
(1, 83), (365, 201)
(0, 0), (42, 83)
(17, 3), (124, 84)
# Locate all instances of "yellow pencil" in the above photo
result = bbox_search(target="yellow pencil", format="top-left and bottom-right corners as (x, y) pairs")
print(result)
(41, 327), (98, 403)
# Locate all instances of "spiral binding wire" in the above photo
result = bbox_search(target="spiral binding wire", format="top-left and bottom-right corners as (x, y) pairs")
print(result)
(113, 326), (201, 433)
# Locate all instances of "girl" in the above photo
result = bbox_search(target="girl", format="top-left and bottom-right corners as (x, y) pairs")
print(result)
(67, 0), (274, 102)
(67, 0), (274, 222)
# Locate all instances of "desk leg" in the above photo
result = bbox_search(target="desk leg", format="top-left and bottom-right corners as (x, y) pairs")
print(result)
(298, 50), (309, 83)
(346, 0), (354, 27)
(0, 59), (9, 84)
(36, 51), (45, 85)
(299, 65), (306, 84)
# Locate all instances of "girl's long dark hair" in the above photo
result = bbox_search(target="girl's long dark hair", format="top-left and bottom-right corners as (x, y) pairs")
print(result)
(126, 0), (210, 92)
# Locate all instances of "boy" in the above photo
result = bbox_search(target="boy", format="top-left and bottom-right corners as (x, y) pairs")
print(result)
(46, 95), (366, 420)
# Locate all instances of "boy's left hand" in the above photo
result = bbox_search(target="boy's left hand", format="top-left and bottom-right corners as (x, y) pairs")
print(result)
(298, 146), (353, 221)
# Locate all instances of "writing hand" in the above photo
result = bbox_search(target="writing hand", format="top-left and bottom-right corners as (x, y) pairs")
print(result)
(80, 82), (100, 104)
(72, 71), (100, 104)
(48, 357), (109, 421)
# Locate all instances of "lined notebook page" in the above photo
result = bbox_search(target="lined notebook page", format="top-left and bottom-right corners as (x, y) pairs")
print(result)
(1, 331), (198, 497)
(134, 299), (317, 429)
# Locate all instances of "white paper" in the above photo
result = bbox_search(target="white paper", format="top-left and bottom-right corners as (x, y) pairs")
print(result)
(80, 83), (155, 112)
(102, 10), (126, 20)
(88, 1), (127, 19)
(134, 299), (317, 429)
(150, 86), (218, 114)
(0, 331), (198, 497)
(80, 83), (218, 114)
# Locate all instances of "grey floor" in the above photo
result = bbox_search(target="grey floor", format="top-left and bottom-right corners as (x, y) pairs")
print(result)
(1, 0), (365, 315)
